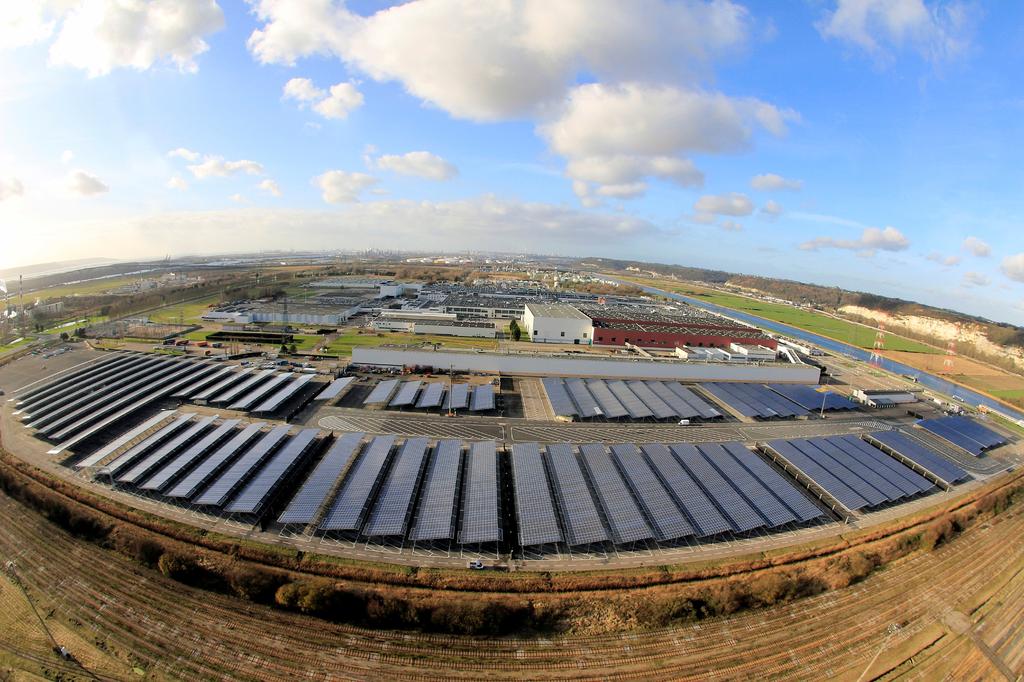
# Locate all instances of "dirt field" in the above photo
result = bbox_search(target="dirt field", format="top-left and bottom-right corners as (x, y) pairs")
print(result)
(883, 349), (1024, 409)
(1, 485), (1022, 680)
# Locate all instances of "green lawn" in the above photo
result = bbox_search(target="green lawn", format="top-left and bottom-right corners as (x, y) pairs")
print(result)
(148, 296), (221, 324)
(41, 314), (107, 334)
(626, 277), (941, 354)
(325, 331), (498, 357)
(28, 275), (147, 300)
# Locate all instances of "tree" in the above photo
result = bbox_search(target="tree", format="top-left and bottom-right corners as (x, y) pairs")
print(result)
(289, 343), (297, 354)
(509, 319), (521, 341)
(59, 332), (69, 341)
(280, 344), (289, 354)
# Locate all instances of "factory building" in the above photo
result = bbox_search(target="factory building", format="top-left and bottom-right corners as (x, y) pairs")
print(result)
(523, 303), (593, 344)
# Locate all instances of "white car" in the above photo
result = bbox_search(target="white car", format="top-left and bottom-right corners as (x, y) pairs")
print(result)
(678, 419), (690, 426)
(466, 559), (485, 570)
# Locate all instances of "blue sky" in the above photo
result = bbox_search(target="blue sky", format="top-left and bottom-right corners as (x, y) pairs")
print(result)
(1, 1), (1023, 324)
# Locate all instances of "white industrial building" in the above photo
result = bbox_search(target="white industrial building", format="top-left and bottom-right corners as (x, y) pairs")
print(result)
(523, 303), (593, 344)
(729, 343), (777, 361)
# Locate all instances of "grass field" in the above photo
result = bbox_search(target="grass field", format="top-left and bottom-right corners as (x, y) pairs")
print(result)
(325, 331), (498, 356)
(147, 295), (220, 324)
(26, 275), (147, 300)
(625, 276), (941, 354)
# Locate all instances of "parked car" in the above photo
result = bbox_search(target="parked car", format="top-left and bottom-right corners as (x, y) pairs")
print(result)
(467, 559), (485, 570)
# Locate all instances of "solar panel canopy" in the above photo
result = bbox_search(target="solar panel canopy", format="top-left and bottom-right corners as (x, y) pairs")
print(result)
(279, 432), (366, 524)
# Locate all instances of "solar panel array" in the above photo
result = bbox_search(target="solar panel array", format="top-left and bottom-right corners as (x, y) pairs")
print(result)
(701, 382), (807, 419)
(544, 443), (608, 546)
(226, 429), (322, 515)
(443, 383), (469, 411)
(640, 443), (732, 536)
(193, 424), (291, 507)
(99, 412), (198, 477)
(410, 440), (462, 541)
(165, 422), (268, 499)
(320, 435), (397, 531)
(172, 366), (236, 399)
(192, 369), (250, 402)
(117, 415), (218, 485)
(470, 384), (496, 411)
(229, 372), (294, 410)
(140, 419), (242, 492)
(364, 379), (401, 406)
(212, 369), (276, 405)
(314, 376), (355, 401)
(415, 382), (446, 409)
(75, 410), (176, 469)
(762, 433), (952, 513)
(363, 437), (430, 536)
(541, 377), (721, 421)
(766, 384), (858, 411)
(864, 431), (970, 485)
(578, 443), (653, 544)
(389, 381), (422, 408)
(458, 441), (501, 544)
(510, 443), (563, 546)
(253, 373), (316, 413)
(916, 415), (1007, 456)
(609, 444), (693, 541)
(278, 432), (366, 524)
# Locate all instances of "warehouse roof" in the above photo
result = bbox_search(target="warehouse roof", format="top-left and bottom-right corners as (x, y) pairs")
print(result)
(525, 302), (591, 320)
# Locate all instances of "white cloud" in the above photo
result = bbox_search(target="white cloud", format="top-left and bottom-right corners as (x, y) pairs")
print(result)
(60, 149), (74, 164)
(48, 0), (225, 77)
(800, 226), (910, 255)
(961, 271), (989, 287)
(312, 81), (364, 119)
(751, 172), (802, 191)
(258, 179), (282, 197)
(962, 235), (991, 257)
(761, 200), (783, 219)
(187, 156), (264, 179)
(595, 182), (647, 199)
(373, 151), (457, 181)
(925, 251), (960, 266)
(282, 76), (325, 103)
(166, 175), (188, 190)
(566, 156), (703, 197)
(229, 193), (244, 203)
(0, 177), (25, 201)
(688, 212), (717, 226)
(1002, 253), (1024, 284)
(720, 220), (742, 232)
(0, 3), (62, 49)
(694, 192), (754, 216)
(67, 169), (108, 196)
(314, 170), (378, 203)
(167, 147), (200, 161)
(818, 0), (971, 62)
(247, 0), (750, 122)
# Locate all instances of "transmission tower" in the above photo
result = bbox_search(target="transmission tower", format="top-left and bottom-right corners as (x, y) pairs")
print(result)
(869, 314), (887, 365)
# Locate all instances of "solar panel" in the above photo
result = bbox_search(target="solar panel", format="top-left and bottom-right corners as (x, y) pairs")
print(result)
(363, 437), (430, 536)
(443, 383), (469, 411)
(410, 440), (463, 541)
(99, 412), (198, 477)
(193, 424), (291, 506)
(509, 442), (562, 546)
(229, 372), (294, 410)
(278, 433), (366, 525)
(541, 378), (578, 418)
(389, 381), (422, 408)
(31, 357), (181, 432)
(610, 444), (694, 541)
(45, 361), (214, 441)
(945, 416), (1006, 448)
(117, 415), (218, 485)
(211, 369), (276, 405)
(763, 440), (869, 511)
(696, 443), (794, 527)
(625, 381), (676, 419)
(470, 384), (495, 411)
(414, 382), (446, 409)
(544, 443), (608, 546)
(17, 354), (132, 406)
(564, 378), (602, 417)
(699, 383), (762, 418)
(171, 365), (236, 399)
(766, 384), (857, 411)
(670, 443), (764, 532)
(833, 435), (934, 495)
(18, 354), (155, 413)
(661, 383), (721, 419)
(314, 376), (355, 401)
(584, 380), (628, 419)
(720, 443), (824, 523)
(863, 432), (969, 485)
(75, 410), (176, 469)
(645, 381), (698, 419)
(788, 439), (888, 507)
(458, 441), (501, 544)
(22, 356), (169, 422)
(140, 419), (242, 492)
(253, 374), (316, 413)
(728, 383), (806, 418)
(364, 379), (400, 406)
(226, 429), (322, 515)
(319, 434), (397, 531)
(808, 437), (904, 503)
(606, 381), (653, 419)
(164, 422), (267, 499)
(191, 368), (251, 402)
(46, 362), (219, 454)
(578, 443), (653, 544)
(916, 418), (987, 456)
(640, 443), (732, 536)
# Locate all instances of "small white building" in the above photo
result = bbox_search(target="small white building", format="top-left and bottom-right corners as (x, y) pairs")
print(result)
(729, 343), (777, 362)
(854, 389), (918, 408)
(523, 303), (593, 344)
